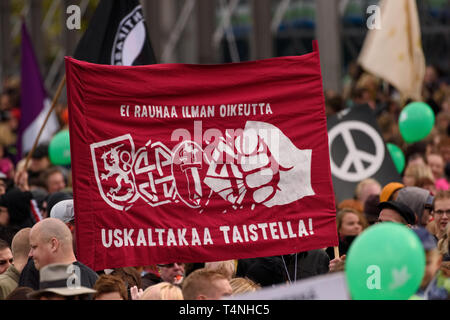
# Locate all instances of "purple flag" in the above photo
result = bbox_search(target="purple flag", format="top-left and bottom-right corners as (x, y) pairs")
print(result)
(18, 22), (59, 159)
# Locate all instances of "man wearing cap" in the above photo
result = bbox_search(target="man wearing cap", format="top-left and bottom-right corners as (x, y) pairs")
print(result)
(396, 186), (434, 227)
(28, 263), (96, 300)
(377, 200), (417, 227)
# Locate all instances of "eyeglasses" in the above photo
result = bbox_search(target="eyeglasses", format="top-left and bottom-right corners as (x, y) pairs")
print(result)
(157, 263), (184, 268)
(423, 204), (433, 211)
(433, 209), (450, 216)
(0, 258), (13, 265)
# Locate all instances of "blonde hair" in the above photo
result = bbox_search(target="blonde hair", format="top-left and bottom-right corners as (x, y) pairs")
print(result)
(140, 282), (183, 300)
(204, 260), (236, 280)
(229, 277), (260, 295)
(403, 163), (434, 186)
(354, 178), (381, 202)
(181, 269), (228, 300)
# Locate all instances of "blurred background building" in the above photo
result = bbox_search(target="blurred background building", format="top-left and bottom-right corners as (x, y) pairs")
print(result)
(0, 0), (449, 99)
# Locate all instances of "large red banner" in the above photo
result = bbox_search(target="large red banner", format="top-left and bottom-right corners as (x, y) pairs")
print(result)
(65, 45), (338, 271)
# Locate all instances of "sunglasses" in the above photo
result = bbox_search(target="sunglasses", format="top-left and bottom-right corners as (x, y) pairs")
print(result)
(157, 263), (184, 268)
(0, 258), (13, 265)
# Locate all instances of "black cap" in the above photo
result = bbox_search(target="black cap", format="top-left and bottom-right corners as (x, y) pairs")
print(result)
(378, 201), (416, 225)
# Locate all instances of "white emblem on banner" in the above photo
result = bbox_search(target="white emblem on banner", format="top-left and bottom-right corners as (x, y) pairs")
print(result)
(90, 122), (315, 212)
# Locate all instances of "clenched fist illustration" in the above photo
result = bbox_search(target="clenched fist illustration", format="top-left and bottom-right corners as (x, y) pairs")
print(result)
(204, 121), (315, 208)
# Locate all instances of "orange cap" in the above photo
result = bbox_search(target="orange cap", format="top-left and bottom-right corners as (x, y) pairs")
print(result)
(379, 182), (405, 202)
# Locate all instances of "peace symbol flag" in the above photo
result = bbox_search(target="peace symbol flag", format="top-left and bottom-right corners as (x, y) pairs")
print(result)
(327, 105), (402, 203)
(65, 42), (338, 270)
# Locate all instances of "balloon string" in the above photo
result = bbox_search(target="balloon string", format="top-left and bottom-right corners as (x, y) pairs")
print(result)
(281, 255), (292, 284)
(294, 253), (297, 283)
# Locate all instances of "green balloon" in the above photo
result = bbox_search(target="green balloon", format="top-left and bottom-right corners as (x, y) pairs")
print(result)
(345, 223), (425, 300)
(386, 143), (405, 174)
(49, 130), (71, 165)
(399, 102), (435, 143)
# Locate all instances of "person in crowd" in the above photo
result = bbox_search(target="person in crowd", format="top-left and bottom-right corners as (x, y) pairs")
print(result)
(411, 228), (447, 300)
(49, 198), (76, 253)
(354, 178), (381, 207)
(281, 250), (330, 282)
(0, 187), (34, 229)
(139, 282), (183, 300)
(155, 262), (185, 286)
(30, 188), (48, 220)
(183, 263), (205, 278)
(429, 190), (450, 240)
(229, 277), (261, 296)
(379, 182), (404, 203)
(0, 239), (13, 275)
(437, 225), (449, 259)
(25, 218), (98, 290)
(0, 144), (14, 180)
(363, 194), (380, 225)
(438, 136), (450, 164)
(427, 151), (445, 182)
(181, 268), (232, 300)
(396, 186), (434, 227)
(93, 274), (128, 300)
(28, 263), (96, 300)
(0, 172), (8, 197)
(40, 167), (66, 194)
(204, 260), (236, 280)
(140, 264), (164, 290)
(237, 256), (287, 287)
(377, 200), (416, 226)
(0, 228), (30, 299)
(436, 162), (450, 191)
(19, 197), (77, 289)
(0, 197), (8, 227)
(46, 191), (73, 221)
(326, 208), (368, 261)
(110, 267), (142, 299)
(402, 163), (435, 188)
(404, 142), (427, 166)
(26, 144), (52, 190)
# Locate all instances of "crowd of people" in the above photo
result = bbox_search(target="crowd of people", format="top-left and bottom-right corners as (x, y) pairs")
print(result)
(0, 61), (449, 300)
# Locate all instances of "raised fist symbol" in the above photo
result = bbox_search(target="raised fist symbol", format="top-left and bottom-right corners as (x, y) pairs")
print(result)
(204, 121), (314, 208)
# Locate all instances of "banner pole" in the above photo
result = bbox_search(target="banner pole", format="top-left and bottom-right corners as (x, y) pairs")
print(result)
(334, 246), (340, 259)
(24, 74), (66, 169)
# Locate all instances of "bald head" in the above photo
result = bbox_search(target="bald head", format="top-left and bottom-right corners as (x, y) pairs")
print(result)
(31, 218), (73, 247)
(29, 218), (75, 270)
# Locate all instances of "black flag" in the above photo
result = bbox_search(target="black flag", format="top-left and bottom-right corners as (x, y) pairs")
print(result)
(73, 0), (156, 65)
(327, 105), (402, 203)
